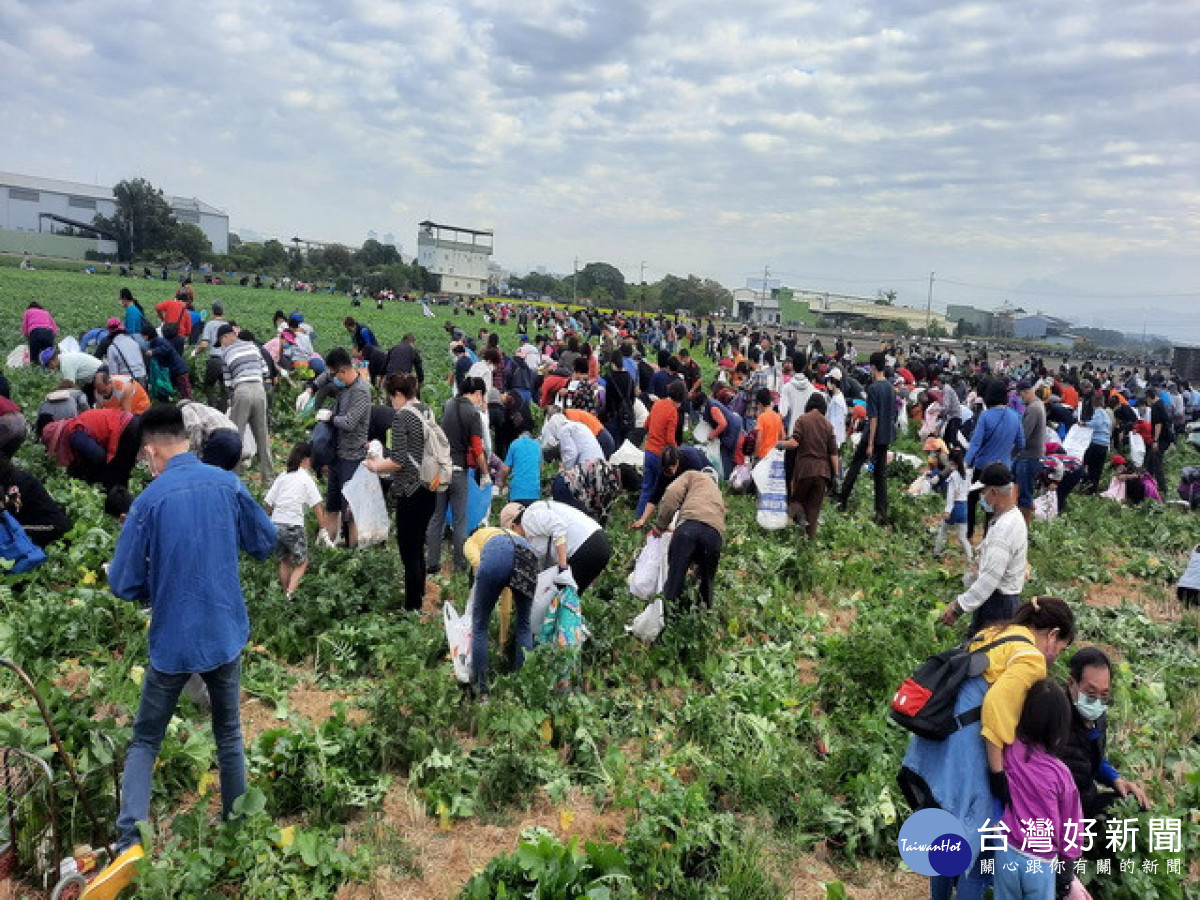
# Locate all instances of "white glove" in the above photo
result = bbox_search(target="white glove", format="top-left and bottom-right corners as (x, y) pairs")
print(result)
(295, 390), (312, 413)
(315, 408), (332, 423)
(478, 474), (493, 489)
(553, 566), (577, 588)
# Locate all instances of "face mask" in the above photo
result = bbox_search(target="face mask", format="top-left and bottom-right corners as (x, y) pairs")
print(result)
(1075, 694), (1108, 721)
(979, 494), (993, 513)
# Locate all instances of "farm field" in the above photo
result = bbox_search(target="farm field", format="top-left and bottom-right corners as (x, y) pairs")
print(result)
(0, 264), (1196, 899)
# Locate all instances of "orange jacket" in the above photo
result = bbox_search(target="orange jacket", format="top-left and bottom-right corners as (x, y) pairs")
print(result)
(644, 398), (679, 456)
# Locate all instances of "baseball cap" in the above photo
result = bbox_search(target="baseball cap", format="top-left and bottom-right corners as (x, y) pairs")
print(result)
(106, 316), (123, 331)
(39, 347), (57, 369)
(969, 462), (1014, 492)
(1111, 454), (1127, 467)
(499, 502), (527, 531)
(1017, 377), (1036, 391)
(215, 323), (236, 341)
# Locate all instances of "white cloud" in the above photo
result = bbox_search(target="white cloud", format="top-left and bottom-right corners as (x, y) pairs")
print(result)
(1, 0), (1197, 336)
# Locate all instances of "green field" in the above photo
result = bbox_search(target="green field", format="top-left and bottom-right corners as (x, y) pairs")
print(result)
(0, 267), (1196, 899)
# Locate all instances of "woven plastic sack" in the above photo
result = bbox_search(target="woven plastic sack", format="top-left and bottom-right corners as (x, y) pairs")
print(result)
(752, 448), (789, 530)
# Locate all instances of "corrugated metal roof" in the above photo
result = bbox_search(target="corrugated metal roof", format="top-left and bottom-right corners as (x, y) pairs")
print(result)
(0, 171), (226, 217)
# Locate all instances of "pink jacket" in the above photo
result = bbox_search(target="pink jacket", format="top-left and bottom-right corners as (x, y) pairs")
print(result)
(22, 308), (58, 336)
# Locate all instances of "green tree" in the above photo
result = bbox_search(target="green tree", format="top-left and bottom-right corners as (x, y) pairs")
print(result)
(93, 177), (179, 261)
(658, 274), (731, 316)
(323, 244), (352, 274)
(357, 239), (402, 269)
(172, 223), (211, 267)
(261, 240), (288, 271)
(577, 262), (626, 304)
(875, 289), (897, 306)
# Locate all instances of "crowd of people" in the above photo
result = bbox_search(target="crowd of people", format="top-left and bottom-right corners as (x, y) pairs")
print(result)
(5, 286), (1190, 897)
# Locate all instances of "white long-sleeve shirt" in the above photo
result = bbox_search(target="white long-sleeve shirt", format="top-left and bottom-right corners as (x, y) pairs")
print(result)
(826, 392), (848, 446)
(518, 500), (601, 567)
(944, 469), (970, 514)
(956, 506), (1027, 612)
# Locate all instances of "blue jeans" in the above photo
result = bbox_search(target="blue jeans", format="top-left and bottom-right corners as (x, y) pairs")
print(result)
(471, 537), (533, 694)
(993, 847), (1055, 899)
(116, 657), (245, 849)
(636, 451), (662, 517)
(1013, 457), (1041, 510)
(931, 851), (993, 900)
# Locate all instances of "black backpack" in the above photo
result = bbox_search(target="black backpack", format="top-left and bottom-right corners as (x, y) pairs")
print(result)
(889, 633), (1033, 740)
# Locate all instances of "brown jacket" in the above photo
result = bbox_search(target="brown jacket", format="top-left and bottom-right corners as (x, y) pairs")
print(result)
(656, 470), (726, 536)
(791, 409), (838, 481)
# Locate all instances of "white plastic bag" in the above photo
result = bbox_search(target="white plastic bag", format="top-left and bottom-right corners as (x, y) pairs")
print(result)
(627, 596), (665, 643)
(342, 464), (389, 545)
(633, 399), (650, 428)
(1129, 433), (1146, 467)
(1033, 490), (1058, 521)
(241, 425), (257, 461)
(752, 448), (789, 530)
(530, 567), (561, 634)
(1062, 425), (1094, 459)
(609, 440), (644, 468)
(6, 346), (28, 369)
(692, 420), (713, 443)
(628, 533), (671, 600)
(443, 594), (474, 684)
(907, 474), (933, 497)
(703, 439), (723, 475)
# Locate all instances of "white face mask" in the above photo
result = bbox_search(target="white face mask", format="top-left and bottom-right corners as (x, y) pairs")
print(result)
(979, 491), (994, 513)
(1075, 693), (1108, 722)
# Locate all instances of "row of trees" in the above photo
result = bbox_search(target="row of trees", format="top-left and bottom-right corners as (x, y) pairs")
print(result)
(96, 177), (734, 311)
(508, 265), (734, 315)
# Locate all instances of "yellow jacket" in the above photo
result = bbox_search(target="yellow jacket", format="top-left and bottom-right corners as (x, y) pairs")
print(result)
(970, 624), (1045, 748)
(463, 527), (513, 571)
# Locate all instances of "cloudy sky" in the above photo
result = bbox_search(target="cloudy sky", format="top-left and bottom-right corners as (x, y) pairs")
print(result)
(3, 0), (1198, 337)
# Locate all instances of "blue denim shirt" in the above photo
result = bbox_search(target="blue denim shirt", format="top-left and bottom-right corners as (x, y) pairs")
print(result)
(965, 406), (1025, 469)
(109, 453), (276, 674)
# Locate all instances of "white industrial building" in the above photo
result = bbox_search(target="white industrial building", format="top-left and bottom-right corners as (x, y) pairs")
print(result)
(0, 171), (229, 257)
(416, 220), (493, 296)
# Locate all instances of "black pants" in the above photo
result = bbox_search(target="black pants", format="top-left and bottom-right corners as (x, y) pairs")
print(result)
(839, 440), (889, 520)
(943, 416), (962, 449)
(567, 529), (612, 595)
(662, 519), (722, 616)
(395, 487), (437, 611)
(27, 328), (55, 363)
(204, 356), (227, 411)
(1082, 442), (1108, 491)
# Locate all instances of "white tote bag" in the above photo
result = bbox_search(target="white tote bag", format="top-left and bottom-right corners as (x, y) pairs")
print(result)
(692, 420), (713, 444)
(530, 567), (561, 634)
(752, 448), (789, 530)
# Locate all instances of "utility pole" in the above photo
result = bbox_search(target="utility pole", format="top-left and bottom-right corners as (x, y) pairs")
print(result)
(925, 271), (935, 336)
(639, 260), (647, 313)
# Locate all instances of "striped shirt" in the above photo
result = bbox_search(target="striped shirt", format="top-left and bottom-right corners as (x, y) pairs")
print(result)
(331, 374), (371, 461)
(388, 402), (429, 497)
(221, 339), (268, 388)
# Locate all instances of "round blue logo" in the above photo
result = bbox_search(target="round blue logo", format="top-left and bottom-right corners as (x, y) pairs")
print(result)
(897, 809), (973, 877)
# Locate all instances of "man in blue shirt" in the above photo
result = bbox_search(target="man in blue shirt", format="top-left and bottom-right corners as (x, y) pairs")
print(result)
(965, 379), (1024, 538)
(108, 404), (276, 853)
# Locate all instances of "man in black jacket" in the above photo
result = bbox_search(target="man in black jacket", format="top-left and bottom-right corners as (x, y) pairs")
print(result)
(1060, 648), (1149, 818)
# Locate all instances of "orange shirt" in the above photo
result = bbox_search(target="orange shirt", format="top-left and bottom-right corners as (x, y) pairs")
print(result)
(564, 408), (604, 436)
(644, 398), (679, 456)
(70, 408), (132, 460)
(1060, 384), (1079, 409)
(755, 409), (785, 459)
(156, 299), (193, 336)
(98, 375), (151, 415)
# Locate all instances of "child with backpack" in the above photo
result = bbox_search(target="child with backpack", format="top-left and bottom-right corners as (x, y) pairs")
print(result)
(994, 679), (1090, 900)
(264, 442), (325, 600)
(933, 446), (972, 562)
